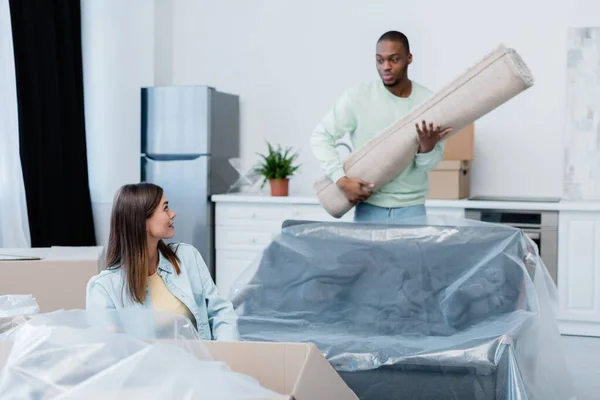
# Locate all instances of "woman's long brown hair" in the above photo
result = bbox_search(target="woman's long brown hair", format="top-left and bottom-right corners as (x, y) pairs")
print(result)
(105, 183), (180, 303)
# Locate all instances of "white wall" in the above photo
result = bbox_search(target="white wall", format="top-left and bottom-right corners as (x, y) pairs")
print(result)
(82, 0), (600, 245)
(170, 0), (600, 198)
(154, 0), (173, 85)
(82, 0), (171, 247)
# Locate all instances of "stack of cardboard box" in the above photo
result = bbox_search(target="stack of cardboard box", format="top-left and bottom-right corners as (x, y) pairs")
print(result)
(427, 124), (474, 199)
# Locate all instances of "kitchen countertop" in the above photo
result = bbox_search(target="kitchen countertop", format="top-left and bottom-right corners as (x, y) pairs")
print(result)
(211, 193), (600, 211)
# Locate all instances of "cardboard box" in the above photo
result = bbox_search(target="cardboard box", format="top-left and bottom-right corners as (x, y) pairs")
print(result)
(443, 124), (474, 160)
(0, 340), (358, 400)
(204, 341), (357, 399)
(427, 160), (471, 199)
(0, 246), (104, 312)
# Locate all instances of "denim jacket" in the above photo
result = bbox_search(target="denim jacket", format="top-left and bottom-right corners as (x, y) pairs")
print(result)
(86, 243), (240, 341)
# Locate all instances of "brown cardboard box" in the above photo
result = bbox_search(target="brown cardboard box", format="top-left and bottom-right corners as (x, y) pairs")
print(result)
(0, 340), (358, 399)
(443, 124), (474, 160)
(0, 246), (104, 312)
(204, 341), (358, 399)
(427, 160), (471, 199)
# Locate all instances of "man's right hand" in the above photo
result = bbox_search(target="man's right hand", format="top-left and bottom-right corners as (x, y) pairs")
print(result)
(336, 176), (375, 204)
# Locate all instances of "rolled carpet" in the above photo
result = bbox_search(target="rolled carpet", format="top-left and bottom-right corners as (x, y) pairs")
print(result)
(314, 44), (534, 218)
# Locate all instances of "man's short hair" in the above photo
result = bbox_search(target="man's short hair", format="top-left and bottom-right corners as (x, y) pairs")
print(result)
(377, 31), (410, 53)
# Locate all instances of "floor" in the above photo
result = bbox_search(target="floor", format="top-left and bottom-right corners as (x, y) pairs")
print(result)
(561, 335), (600, 400)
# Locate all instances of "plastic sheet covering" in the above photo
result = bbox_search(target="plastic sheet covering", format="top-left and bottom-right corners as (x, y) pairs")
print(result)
(0, 310), (278, 399)
(0, 309), (201, 342)
(0, 295), (39, 335)
(230, 216), (576, 400)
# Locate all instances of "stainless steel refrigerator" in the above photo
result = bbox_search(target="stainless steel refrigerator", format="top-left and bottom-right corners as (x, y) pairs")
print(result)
(141, 85), (240, 278)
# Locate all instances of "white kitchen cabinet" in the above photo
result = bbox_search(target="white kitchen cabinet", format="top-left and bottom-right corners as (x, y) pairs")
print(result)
(214, 201), (357, 297)
(215, 203), (294, 227)
(558, 210), (600, 336)
(215, 250), (262, 299)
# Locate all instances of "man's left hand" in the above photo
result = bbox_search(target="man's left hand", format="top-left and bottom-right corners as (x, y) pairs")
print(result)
(415, 120), (452, 153)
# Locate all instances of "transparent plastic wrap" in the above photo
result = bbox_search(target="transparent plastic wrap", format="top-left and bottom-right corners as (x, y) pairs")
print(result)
(0, 295), (39, 335)
(0, 308), (201, 342)
(227, 157), (263, 193)
(0, 309), (279, 399)
(230, 216), (575, 400)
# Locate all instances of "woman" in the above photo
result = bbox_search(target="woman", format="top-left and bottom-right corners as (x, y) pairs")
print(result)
(86, 183), (240, 341)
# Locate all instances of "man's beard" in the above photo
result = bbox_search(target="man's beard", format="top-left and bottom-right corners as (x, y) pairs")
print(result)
(381, 77), (398, 87)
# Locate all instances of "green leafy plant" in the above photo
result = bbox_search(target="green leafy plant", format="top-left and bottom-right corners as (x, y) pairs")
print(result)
(254, 142), (300, 188)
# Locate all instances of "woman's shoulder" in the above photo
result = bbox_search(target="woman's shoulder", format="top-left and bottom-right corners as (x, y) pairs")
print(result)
(172, 242), (200, 258)
(170, 242), (207, 268)
(87, 266), (122, 289)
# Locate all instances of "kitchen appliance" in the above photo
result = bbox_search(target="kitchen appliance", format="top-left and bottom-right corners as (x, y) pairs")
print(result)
(141, 85), (240, 278)
(465, 198), (559, 284)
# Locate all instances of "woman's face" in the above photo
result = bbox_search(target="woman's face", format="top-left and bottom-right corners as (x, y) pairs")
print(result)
(146, 194), (176, 240)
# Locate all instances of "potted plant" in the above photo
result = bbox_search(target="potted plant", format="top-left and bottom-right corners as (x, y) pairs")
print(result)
(254, 142), (300, 196)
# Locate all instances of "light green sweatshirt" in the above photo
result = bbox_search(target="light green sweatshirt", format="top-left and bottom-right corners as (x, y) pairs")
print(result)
(310, 79), (444, 208)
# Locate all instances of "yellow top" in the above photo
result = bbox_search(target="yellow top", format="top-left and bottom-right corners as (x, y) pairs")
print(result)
(147, 272), (196, 326)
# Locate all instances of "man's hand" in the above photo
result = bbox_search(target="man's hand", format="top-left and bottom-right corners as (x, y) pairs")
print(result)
(337, 176), (374, 204)
(415, 120), (452, 153)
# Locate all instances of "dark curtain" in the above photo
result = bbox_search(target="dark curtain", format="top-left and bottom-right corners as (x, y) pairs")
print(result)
(9, 0), (96, 246)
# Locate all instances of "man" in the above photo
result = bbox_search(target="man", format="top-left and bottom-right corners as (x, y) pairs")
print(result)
(310, 31), (451, 222)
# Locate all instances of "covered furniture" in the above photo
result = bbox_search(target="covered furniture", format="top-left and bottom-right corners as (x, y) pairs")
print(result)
(231, 217), (574, 400)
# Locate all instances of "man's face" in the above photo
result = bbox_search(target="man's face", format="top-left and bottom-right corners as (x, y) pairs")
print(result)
(376, 40), (412, 87)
